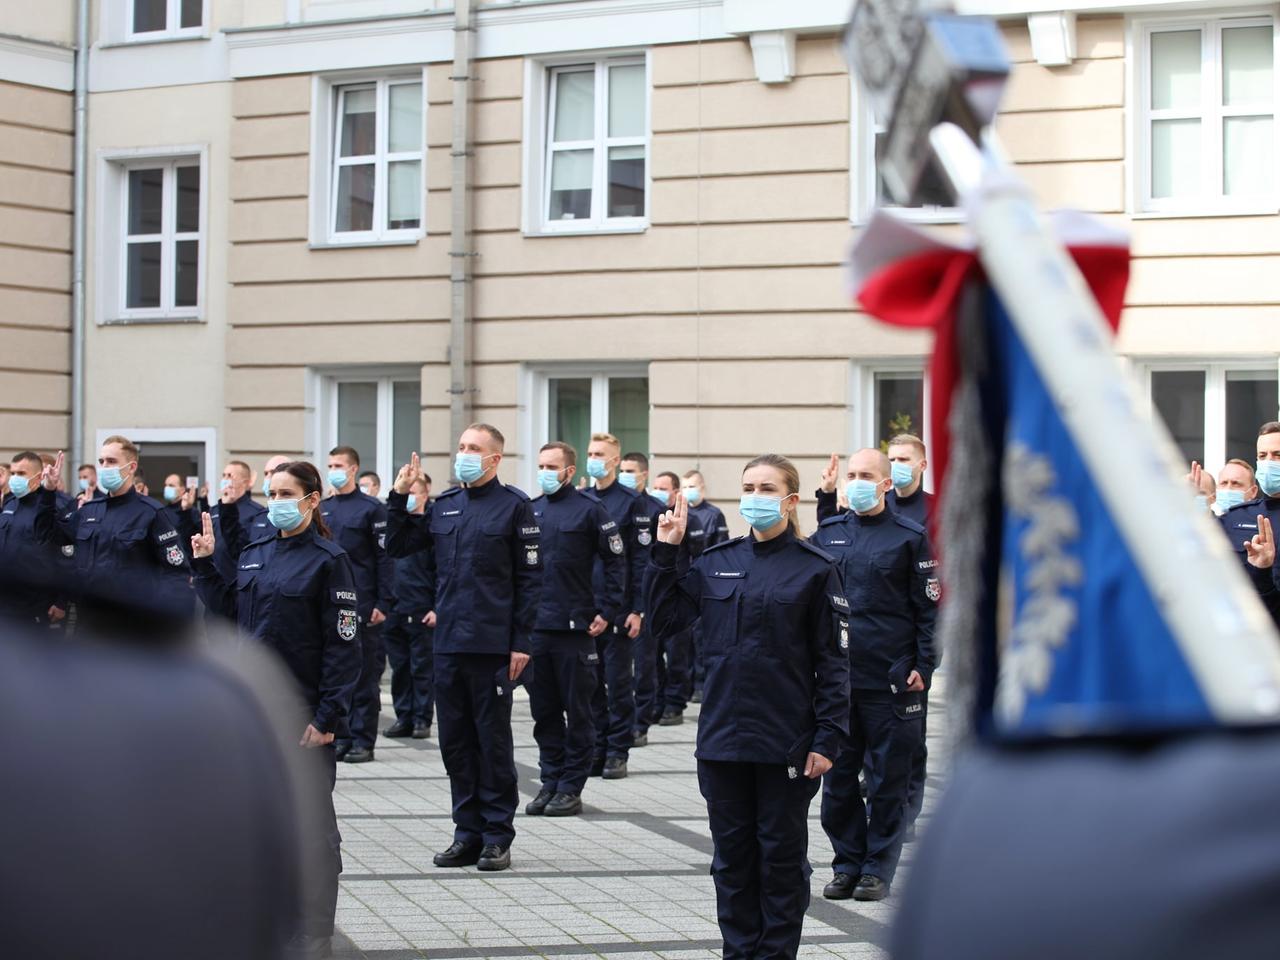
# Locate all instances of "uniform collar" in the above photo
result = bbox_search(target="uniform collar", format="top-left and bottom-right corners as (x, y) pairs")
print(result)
(466, 475), (500, 497)
(277, 524), (317, 549)
(751, 526), (795, 555)
(107, 487), (138, 507)
(894, 485), (923, 506)
(548, 483), (573, 502)
(852, 505), (892, 525)
(332, 488), (359, 500)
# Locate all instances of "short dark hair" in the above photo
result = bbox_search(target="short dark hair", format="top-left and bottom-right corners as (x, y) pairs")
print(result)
(422, 472), (432, 484)
(621, 452), (649, 469)
(77, 463), (95, 473)
(656, 471), (681, 487)
(10, 450), (42, 472)
(358, 470), (380, 483)
(1260, 422), (1280, 438)
(540, 441), (577, 468)
(227, 460), (252, 480)
(329, 445), (360, 467)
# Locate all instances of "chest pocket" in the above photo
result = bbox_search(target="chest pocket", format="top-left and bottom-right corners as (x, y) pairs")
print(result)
(700, 576), (743, 657)
(430, 517), (459, 573)
(477, 517), (513, 575)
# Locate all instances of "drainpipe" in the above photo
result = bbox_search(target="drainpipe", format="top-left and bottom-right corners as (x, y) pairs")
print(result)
(448, 0), (475, 466)
(71, 0), (89, 474)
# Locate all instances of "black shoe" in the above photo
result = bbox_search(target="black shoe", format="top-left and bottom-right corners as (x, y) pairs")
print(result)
(283, 933), (332, 960)
(690, 689), (703, 703)
(412, 723), (432, 739)
(343, 746), (374, 763)
(433, 840), (482, 868)
(852, 874), (888, 901)
(602, 757), (628, 779)
(544, 792), (583, 817)
(659, 710), (684, 726)
(383, 719), (413, 738)
(477, 844), (511, 872)
(823, 873), (857, 900)
(589, 757), (605, 777)
(334, 742), (351, 761)
(632, 731), (648, 747)
(525, 788), (555, 816)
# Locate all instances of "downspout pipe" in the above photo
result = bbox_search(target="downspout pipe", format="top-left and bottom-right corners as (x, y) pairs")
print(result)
(71, 0), (89, 475)
(448, 0), (475, 473)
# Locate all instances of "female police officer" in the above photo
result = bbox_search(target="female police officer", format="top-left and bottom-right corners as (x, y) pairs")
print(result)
(190, 460), (362, 960)
(649, 454), (850, 960)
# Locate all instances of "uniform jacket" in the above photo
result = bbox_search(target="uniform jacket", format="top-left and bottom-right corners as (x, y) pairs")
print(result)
(649, 530), (850, 766)
(193, 525), (362, 737)
(531, 484), (627, 632)
(0, 488), (73, 621)
(384, 477), (541, 656)
(685, 500), (730, 559)
(320, 490), (394, 621)
(1218, 496), (1280, 627)
(815, 485), (935, 527)
(592, 480), (651, 625)
(810, 507), (939, 692)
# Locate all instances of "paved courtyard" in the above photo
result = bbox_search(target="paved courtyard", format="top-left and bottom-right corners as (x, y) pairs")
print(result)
(330, 680), (947, 960)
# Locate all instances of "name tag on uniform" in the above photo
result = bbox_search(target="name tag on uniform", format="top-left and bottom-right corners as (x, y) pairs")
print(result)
(711, 570), (744, 578)
(826, 539), (848, 546)
(240, 562), (263, 570)
(442, 510), (462, 517)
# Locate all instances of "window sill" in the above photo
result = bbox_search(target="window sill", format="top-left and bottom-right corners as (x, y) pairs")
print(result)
(1131, 205), (1280, 220)
(524, 224), (649, 238)
(101, 312), (204, 326)
(310, 236), (423, 250)
(101, 33), (211, 49)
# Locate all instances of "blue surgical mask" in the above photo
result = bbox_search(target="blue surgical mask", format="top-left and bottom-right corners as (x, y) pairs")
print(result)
(79, 477), (90, 492)
(263, 475), (272, 497)
(219, 478), (232, 492)
(739, 494), (787, 531)
(537, 469), (564, 495)
(99, 466), (127, 493)
(327, 470), (349, 489)
(163, 485), (180, 503)
(587, 459), (608, 480)
(359, 483), (372, 495)
(618, 472), (639, 490)
(1194, 494), (1209, 513)
(406, 495), (418, 513)
(683, 487), (702, 506)
(1216, 488), (1246, 512)
(267, 497), (310, 531)
(1258, 460), (1280, 498)
(846, 479), (883, 514)
(455, 453), (486, 484)
(8, 475), (31, 499)
(891, 462), (915, 490)
(650, 489), (669, 506)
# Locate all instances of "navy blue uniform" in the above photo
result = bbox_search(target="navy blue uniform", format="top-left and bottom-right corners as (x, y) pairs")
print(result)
(811, 507), (938, 888)
(385, 534), (437, 731)
(0, 487), (73, 625)
(193, 523), (362, 938)
(590, 480), (652, 765)
(632, 491), (672, 735)
(42, 485), (193, 623)
(685, 499), (729, 701)
(650, 530), (850, 960)
(385, 477), (540, 850)
(1219, 497), (1280, 628)
(321, 490), (393, 753)
(815, 485), (935, 526)
(530, 485), (627, 796)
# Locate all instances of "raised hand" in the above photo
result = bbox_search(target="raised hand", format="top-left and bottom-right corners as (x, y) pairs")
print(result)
(819, 452), (840, 495)
(394, 452), (422, 495)
(191, 510), (216, 559)
(657, 491), (688, 545)
(180, 485), (196, 510)
(41, 450), (64, 491)
(1246, 514), (1275, 570)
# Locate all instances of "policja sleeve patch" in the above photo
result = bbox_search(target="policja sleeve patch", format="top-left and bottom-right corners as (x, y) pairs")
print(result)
(166, 545), (185, 566)
(337, 609), (358, 641)
(609, 533), (625, 555)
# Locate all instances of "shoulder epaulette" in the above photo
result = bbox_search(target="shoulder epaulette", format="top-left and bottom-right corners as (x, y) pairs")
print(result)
(312, 535), (347, 557)
(818, 512), (849, 527)
(796, 538), (837, 563)
(580, 489), (603, 504)
(503, 483), (531, 501)
(702, 536), (744, 555)
(892, 514), (927, 535)
(436, 486), (465, 499)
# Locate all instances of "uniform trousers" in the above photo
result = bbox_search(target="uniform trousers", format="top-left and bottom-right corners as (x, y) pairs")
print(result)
(904, 696), (929, 827)
(344, 622), (384, 751)
(530, 632), (599, 794)
(300, 744), (342, 937)
(384, 615), (435, 728)
(591, 630), (635, 761)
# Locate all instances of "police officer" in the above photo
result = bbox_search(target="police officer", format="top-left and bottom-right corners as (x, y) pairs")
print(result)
(191, 459), (362, 960)
(76, 463), (97, 499)
(619, 452), (668, 748)
(1216, 458), (1259, 514)
(385, 427), (539, 872)
(649, 454), (849, 960)
(160, 474), (199, 546)
(262, 454), (291, 498)
(585, 432), (650, 779)
(1220, 423), (1280, 626)
(0, 451), (72, 627)
(39, 442), (192, 625)
(816, 434), (936, 527)
(678, 469), (729, 710)
(323, 446), (393, 763)
(383, 473), (436, 740)
(527, 442), (627, 816)
(811, 448), (938, 902)
(358, 471), (381, 497)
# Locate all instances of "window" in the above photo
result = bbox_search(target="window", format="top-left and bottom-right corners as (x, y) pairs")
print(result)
(98, 149), (206, 324)
(850, 79), (959, 223)
(128, 0), (204, 38)
(851, 361), (935, 491)
(525, 365), (649, 489)
(525, 56), (649, 234)
(324, 77), (425, 244)
(1138, 360), (1280, 468)
(1139, 17), (1278, 212)
(318, 371), (421, 487)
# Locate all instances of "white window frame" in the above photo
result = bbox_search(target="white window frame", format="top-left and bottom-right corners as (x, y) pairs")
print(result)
(95, 145), (207, 326)
(850, 360), (935, 493)
(1133, 12), (1280, 216)
(126, 0), (207, 41)
(521, 52), (651, 236)
(849, 77), (961, 225)
(309, 70), (427, 248)
(311, 367), (422, 487)
(94, 426), (218, 492)
(1133, 357), (1280, 471)
(519, 362), (650, 491)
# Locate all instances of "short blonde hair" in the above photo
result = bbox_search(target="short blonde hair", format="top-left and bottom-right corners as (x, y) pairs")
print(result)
(887, 433), (927, 458)
(591, 432), (620, 451)
(102, 434), (139, 461)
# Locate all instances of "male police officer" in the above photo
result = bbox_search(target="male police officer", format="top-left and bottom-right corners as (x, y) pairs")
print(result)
(585, 433), (650, 779)
(39, 442), (192, 626)
(527, 442), (627, 816)
(817, 434), (935, 527)
(0, 451), (72, 627)
(358, 472), (381, 498)
(811, 448), (938, 902)
(206, 461), (269, 581)
(383, 474), (436, 740)
(1220, 423), (1280, 626)
(262, 455), (291, 498)
(386, 427), (540, 871)
(324, 446), (393, 763)
(679, 469), (729, 709)
(620, 453), (668, 747)
(1216, 459), (1259, 514)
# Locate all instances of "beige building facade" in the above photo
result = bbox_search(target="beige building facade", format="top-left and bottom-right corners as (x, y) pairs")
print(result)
(2, 0), (1278, 526)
